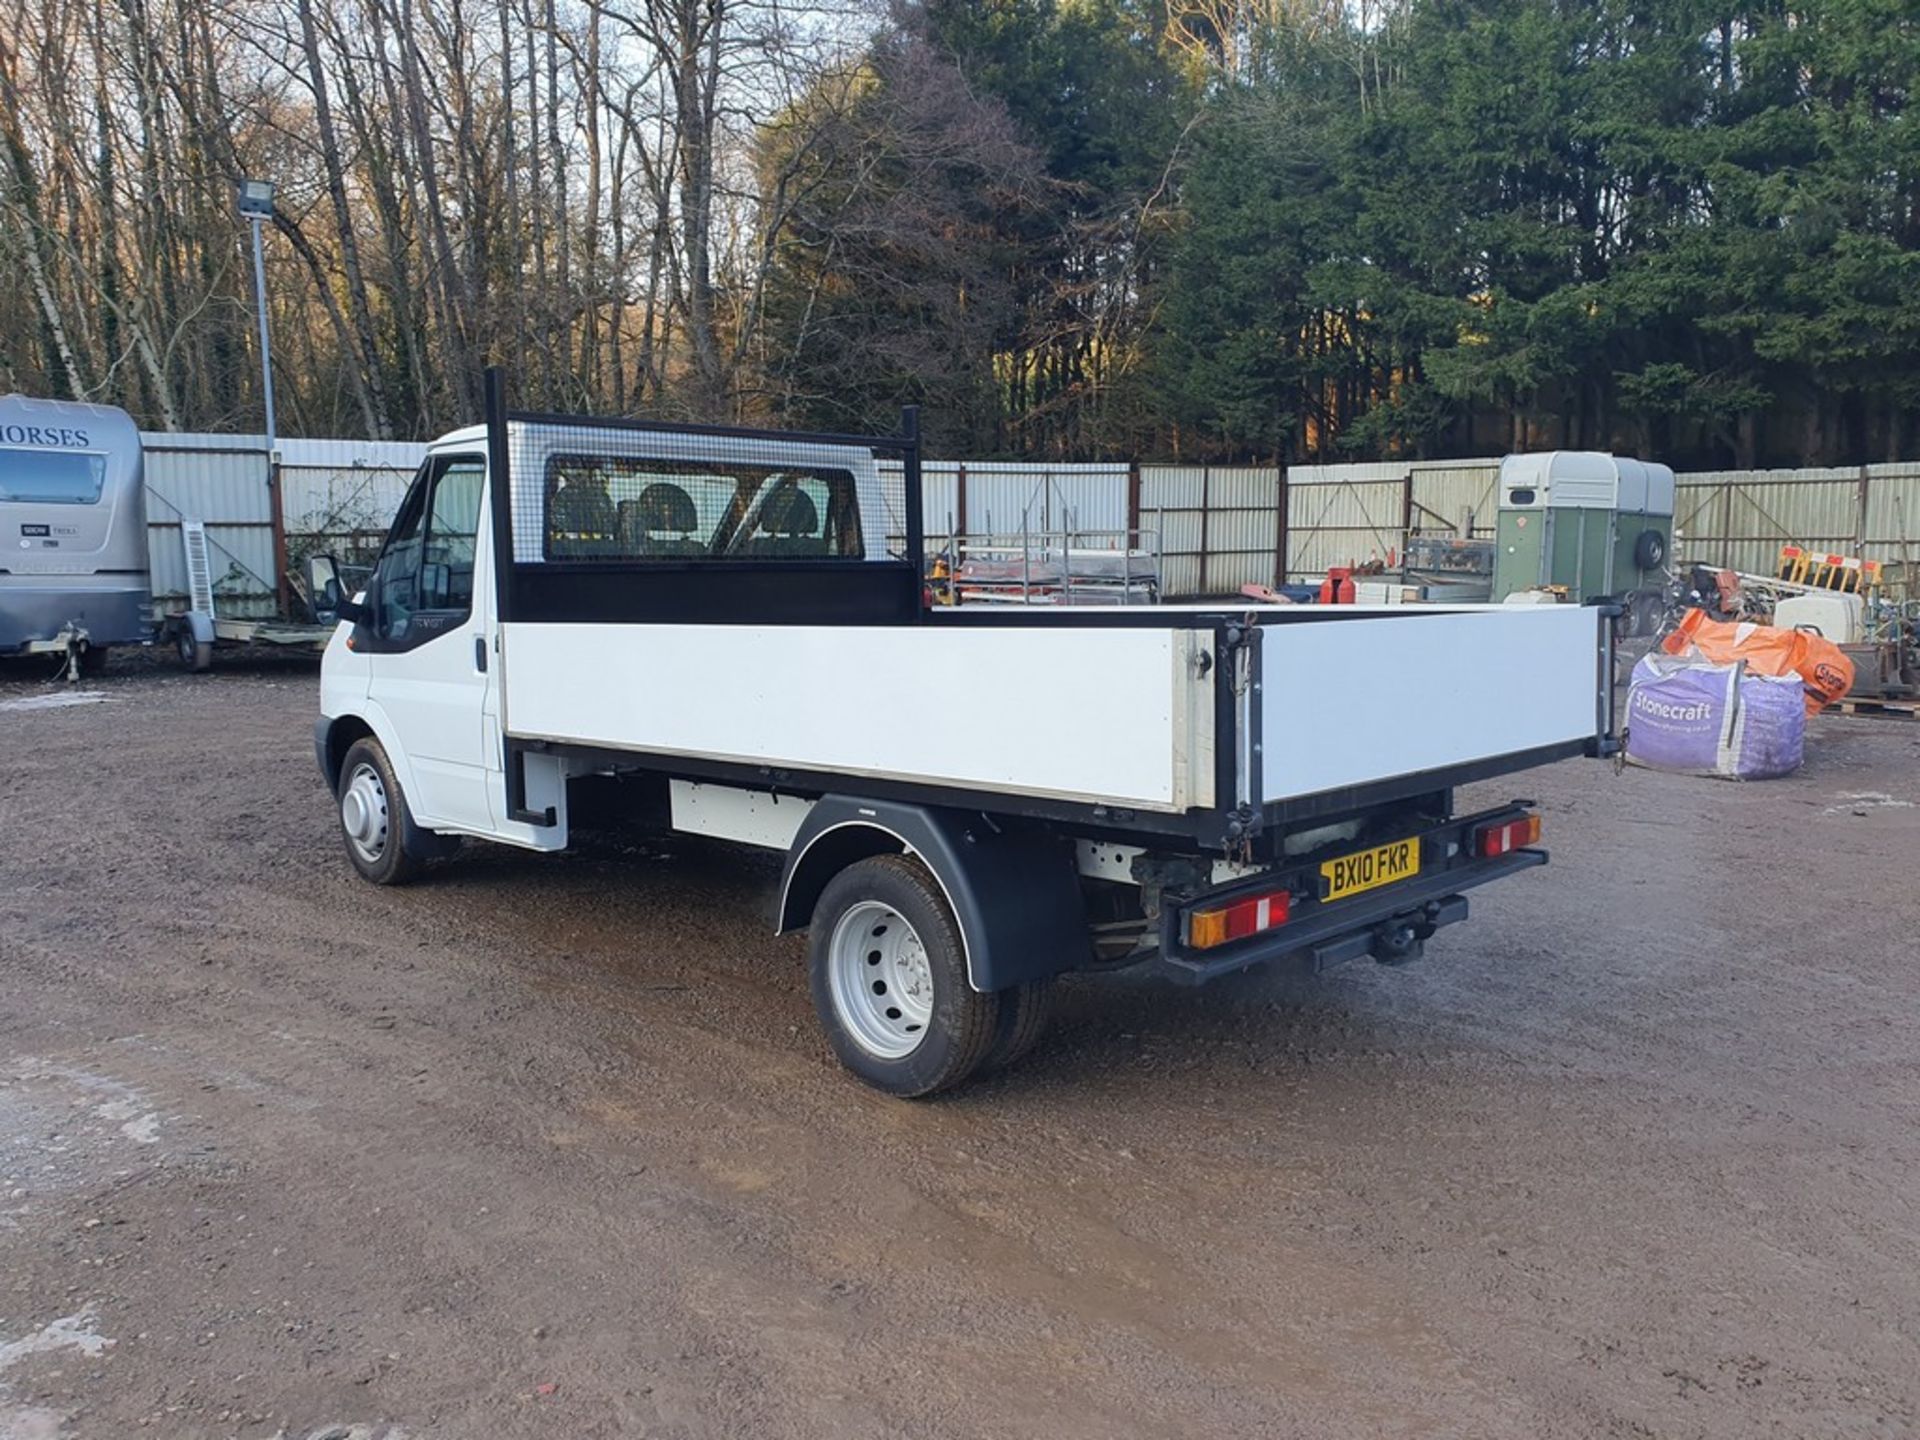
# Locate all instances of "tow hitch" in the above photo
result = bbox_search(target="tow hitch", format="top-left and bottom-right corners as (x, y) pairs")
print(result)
(1309, 895), (1469, 972)
(24, 621), (93, 683)
(1370, 917), (1426, 966)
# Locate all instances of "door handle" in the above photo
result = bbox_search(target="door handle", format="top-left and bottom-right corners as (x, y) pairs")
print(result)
(473, 635), (487, 673)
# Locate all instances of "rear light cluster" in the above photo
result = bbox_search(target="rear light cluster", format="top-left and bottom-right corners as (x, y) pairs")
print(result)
(1186, 888), (1291, 951)
(1476, 813), (1542, 857)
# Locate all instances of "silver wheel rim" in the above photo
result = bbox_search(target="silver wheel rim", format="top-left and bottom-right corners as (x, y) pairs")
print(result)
(828, 901), (934, 1060)
(340, 761), (391, 864)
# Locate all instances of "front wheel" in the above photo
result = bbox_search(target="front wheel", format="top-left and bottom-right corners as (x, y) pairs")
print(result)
(336, 737), (426, 885)
(808, 854), (1001, 1097)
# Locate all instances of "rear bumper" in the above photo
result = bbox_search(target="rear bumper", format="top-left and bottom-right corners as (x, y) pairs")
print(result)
(1156, 808), (1549, 985)
(0, 584), (151, 652)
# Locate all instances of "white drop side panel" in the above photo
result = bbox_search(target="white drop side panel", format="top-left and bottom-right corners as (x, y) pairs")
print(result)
(503, 624), (1206, 811)
(1261, 607), (1601, 801)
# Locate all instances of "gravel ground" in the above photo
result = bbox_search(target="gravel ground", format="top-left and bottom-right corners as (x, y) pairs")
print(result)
(2, 655), (1918, 1440)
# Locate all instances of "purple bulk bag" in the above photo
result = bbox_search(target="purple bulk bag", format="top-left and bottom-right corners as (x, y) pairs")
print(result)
(1626, 654), (1804, 780)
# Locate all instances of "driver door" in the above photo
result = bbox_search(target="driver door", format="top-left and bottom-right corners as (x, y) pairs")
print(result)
(360, 453), (494, 832)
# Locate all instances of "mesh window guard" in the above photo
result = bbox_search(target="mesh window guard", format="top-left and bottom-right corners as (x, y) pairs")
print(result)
(482, 368), (924, 624)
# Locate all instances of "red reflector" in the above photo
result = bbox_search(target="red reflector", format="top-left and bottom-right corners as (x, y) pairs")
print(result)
(1187, 888), (1292, 949)
(1476, 813), (1542, 857)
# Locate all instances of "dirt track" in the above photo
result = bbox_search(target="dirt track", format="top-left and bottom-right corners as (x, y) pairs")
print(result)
(3, 657), (1918, 1440)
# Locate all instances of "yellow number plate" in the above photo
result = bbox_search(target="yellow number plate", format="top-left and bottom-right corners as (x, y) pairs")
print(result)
(1320, 838), (1421, 901)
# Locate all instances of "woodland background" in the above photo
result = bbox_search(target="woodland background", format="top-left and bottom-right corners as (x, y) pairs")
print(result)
(2, 0), (1916, 465)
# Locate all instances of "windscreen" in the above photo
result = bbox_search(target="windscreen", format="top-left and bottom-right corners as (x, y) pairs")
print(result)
(0, 450), (106, 505)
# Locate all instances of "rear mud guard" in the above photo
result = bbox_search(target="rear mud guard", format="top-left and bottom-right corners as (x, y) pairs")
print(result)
(778, 796), (1091, 993)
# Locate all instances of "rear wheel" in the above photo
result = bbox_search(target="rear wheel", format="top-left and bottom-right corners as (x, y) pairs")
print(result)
(336, 737), (425, 885)
(808, 854), (1000, 1097)
(981, 980), (1055, 1075)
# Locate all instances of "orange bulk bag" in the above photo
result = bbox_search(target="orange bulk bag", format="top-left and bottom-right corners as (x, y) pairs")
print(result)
(1661, 609), (1854, 715)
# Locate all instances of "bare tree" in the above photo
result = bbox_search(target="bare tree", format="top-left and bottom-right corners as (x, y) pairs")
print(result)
(0, 0), (886, 433)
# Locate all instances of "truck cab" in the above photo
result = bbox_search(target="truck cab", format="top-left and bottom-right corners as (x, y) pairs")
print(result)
(317, 430), (526, 850)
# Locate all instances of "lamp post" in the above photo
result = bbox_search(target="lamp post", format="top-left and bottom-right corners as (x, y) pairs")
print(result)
(237, 177), (277, 451)
(237, 176), (289, 614)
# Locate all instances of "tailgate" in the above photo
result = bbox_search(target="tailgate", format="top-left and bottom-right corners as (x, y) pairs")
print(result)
(1258, 605), (1608, 805)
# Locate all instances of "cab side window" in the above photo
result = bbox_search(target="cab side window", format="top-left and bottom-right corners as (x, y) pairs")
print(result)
(370, 455), (486, 647)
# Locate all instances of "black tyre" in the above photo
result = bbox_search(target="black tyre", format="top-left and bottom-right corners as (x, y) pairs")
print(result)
(1610, 589), (1663, 643)
(175, 625), (212, 673)
(808, 854), (1001, 1097)
(335, 737), (426, 885)
(1633, 528), (1667, 572)
(1631, 588), (1666, 639)
(980, 979), (1055, 1075)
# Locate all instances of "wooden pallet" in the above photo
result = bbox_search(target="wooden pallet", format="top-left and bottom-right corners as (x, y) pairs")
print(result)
(1832, 696), (1920, 719)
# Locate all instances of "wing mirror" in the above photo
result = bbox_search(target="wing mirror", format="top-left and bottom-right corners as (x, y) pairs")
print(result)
(305, 554), (343, 624)
(306, 554), (369, 626)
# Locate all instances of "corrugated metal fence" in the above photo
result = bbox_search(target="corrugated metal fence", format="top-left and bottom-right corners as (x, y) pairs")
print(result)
(1672, 463), (1920, 581)
(1135, 459), (1503, 593)
(279, 439), (432, 568)
(878, 461), (1132, 546)
(1279, 459), (1504, 581)
(140, 433), (425, 616)
(141, 435), (278, 619)
(1139, 466), (1279, 597)
(1277, 457), (1920, 594)
(138, 431), (1920, 607)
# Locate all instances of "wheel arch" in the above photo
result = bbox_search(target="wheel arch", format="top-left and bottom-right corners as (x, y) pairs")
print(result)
(324, 712), (461, 865)
(777, 796), (1090, 994)
(318, 712), (376, 793)
(779, 818), (912, 931)
(316, 703), (422, 809)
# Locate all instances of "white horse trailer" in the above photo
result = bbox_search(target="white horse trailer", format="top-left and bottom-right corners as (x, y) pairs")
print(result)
(0, 395), (150, 675)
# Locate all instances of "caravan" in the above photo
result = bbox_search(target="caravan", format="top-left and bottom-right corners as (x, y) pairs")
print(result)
(0, 395), (150, 673)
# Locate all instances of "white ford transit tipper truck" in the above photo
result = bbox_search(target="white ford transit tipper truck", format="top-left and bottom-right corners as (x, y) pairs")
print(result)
(314, 373), (1618, 1095)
